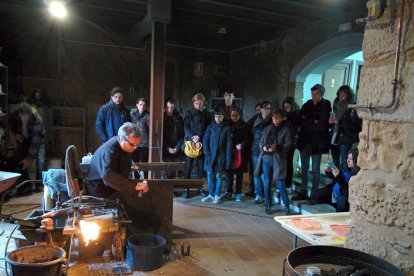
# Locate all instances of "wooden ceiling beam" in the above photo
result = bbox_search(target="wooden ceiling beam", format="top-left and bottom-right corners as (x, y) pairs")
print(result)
(194, 0), (313, 22)
(269, 0), (342, 13)
(174, 7), (295, 28)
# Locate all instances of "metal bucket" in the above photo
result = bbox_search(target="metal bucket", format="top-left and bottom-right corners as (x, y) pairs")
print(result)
(126, 233), (166, 271)
(5, 245), (66, 276)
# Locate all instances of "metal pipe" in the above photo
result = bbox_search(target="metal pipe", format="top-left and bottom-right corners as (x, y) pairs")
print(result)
(349, 0), (406, 111)
(61, 39), (150, 51)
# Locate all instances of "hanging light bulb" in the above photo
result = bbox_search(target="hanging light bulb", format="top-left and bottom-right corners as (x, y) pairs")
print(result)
(49, 1), (67, 19)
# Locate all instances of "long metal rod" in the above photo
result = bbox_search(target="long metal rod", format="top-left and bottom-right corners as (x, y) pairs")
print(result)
(61, 39), (149, 51)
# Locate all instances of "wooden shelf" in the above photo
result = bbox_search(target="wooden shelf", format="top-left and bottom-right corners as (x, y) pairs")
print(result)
(51, 106), (86, 157)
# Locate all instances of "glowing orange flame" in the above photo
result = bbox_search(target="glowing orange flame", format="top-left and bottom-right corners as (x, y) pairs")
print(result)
(79, 220), (101, 246)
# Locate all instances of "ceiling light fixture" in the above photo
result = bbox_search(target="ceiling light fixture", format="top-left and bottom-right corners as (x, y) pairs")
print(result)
(217, 27), (227, 34)
(49, 1), (67, 19)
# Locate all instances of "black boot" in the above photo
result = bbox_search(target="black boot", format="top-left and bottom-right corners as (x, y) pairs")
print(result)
(285, 207), (291, 215)
(265, 202), (271, 214)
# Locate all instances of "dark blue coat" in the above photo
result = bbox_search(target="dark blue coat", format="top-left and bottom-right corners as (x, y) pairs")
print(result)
(95, 100), (131, 144)
(203, 121), (232, 173)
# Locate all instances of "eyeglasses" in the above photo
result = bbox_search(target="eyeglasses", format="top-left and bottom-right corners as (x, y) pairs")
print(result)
(123, 136), (139, 147)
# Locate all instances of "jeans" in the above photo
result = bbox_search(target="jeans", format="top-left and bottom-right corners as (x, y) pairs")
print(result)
(275, 179), (290, 207)
(252, 155), (264, 197)
(300, 143), (322, 196)
(225, 172), (243, 194)
(207, 171), (222, 197)
(262, 157), (273, 203)
(262, 156), (290, 207)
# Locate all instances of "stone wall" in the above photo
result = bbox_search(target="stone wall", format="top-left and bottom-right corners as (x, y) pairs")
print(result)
(346, 0), (414, 274)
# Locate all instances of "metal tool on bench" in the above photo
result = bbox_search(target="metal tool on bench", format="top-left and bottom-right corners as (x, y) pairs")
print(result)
(131, 160), (143, 197)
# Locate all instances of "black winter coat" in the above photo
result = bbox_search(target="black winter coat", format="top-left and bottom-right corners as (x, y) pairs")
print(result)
(86, 137), (136, 196)
(184, 107), (212, 141)
(259, 121), (292, 179)
(337, 108), (362, 145)
(285, 110), (300, 145)
(228, 120), (251, 173)
(162, 110), (184, 159)
(251, 115), (272, 156)
(130, 108), (150, 147)
(297, 99), (331, 154)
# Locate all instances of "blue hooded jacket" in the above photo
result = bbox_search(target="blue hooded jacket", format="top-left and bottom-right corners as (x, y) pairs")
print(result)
(95, 100), (131, 144)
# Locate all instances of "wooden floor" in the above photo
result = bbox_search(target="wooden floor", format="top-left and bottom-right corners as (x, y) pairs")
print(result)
(0, 189), (309, 276)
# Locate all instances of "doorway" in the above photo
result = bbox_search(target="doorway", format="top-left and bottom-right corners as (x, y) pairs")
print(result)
(289, 33), (364, 189)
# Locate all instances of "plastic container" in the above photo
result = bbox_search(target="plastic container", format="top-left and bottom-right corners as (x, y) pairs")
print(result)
(5, 245), (66, 276)
(126, 233), (166, 271)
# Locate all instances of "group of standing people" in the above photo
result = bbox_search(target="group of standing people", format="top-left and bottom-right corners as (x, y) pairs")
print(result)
(292, 84), (361, 208)
(91, 83), (361, 215)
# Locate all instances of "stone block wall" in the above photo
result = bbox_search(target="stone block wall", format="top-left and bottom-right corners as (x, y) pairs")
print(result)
(346, 0), (414, 274)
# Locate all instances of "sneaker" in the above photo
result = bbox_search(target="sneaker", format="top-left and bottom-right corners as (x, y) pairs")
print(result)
(235, 194), (243, 202)
(221, 192), (233, 200)
(254, 195), (264, 204)
(213, 195), (221, 204)
(201, 195), (214, 202)
(291, 191), (309, 201)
